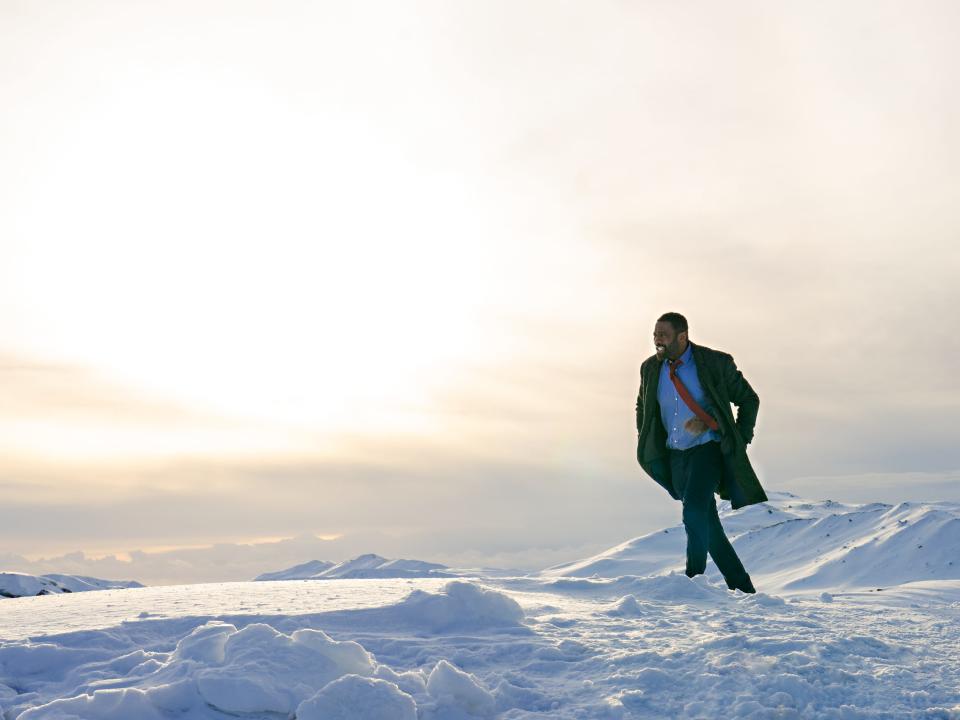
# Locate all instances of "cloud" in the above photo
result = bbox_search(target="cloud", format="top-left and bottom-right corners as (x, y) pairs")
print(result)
(776, 470), (960, 506)
(7, 535), (351, 587)
(0, 352), (330, 462)
(5, 529), (620, 587)
(0, 354), (200, 424)
(0, 441), (678, 583)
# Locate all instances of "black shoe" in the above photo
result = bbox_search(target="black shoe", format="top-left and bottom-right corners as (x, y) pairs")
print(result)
(726, 575), (756, 594)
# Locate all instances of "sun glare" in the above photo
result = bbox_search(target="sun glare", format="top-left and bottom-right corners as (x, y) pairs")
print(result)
(10, 66), (513, 439)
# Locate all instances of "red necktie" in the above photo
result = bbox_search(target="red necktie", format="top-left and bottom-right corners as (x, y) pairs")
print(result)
(669, 359), (719, 431)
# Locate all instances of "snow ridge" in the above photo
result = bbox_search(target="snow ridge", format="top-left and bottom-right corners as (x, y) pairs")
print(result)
(543, 492), (960, 593)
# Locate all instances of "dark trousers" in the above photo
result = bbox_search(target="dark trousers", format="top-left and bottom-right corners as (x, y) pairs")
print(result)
(669, 441), (749, 585)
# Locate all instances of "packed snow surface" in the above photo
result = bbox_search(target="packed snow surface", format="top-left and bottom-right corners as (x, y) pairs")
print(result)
(2, 493), (959, 719)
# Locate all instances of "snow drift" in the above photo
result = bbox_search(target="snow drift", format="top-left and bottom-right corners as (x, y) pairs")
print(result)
(2, 581), (523, 719)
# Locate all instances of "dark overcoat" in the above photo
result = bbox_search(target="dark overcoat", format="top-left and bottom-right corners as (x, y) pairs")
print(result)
(635, 342), (768, 509)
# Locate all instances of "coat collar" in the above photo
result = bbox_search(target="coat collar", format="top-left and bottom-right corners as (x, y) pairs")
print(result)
(647, 341), (712, 385)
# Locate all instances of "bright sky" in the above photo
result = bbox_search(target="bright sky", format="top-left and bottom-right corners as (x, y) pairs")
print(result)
(2, 1), (959, 582)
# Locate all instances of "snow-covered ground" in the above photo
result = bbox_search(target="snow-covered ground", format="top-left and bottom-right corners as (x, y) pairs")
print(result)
(2, 492), (959, 719)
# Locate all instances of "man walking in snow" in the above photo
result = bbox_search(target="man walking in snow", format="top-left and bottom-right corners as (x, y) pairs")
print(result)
(635, 312), (767, 593)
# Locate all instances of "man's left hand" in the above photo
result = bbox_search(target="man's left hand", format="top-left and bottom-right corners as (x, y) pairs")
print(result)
(684, 418), (709, 436)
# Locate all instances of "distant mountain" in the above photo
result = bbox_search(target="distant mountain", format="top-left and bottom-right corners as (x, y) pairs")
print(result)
(322, 554), (452, 579)
(544, 492), (960, 593)
(254, 560), (335, 582)
(254, 553), (453, 581)
(0, 572), (143, 599)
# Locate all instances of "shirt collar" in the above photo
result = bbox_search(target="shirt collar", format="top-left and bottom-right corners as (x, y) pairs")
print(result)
(670, 342), (693, 366)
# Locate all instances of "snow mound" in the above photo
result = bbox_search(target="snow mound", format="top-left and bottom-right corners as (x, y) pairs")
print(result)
(0, 572), (142, 598)
(5, 616), (520, 720)
(543, 572), (731, 604)
(297, 675), (417, 720)
(394, 580), (525, 632)
(622, 572), (732, 602)
(426, 659), (496, 717)
(11, 621), (394, 719)
(607, 595), (646, 617)
(17, 686), (169, 720)
(193, 623), (377, 715)
(255, 553), (452, 581)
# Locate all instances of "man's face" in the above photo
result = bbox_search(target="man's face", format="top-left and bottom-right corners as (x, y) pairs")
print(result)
(653, 321), (686, 360)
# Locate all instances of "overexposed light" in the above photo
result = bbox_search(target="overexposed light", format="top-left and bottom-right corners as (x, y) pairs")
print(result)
(8, 63), (519, 437)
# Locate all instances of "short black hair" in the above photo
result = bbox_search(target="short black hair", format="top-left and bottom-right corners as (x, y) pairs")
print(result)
(657, 312), (688, 334)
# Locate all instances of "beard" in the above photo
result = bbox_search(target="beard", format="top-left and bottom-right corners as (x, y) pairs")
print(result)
(655, 340), (680, 360)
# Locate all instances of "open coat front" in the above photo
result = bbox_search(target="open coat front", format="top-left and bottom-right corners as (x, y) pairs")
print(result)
(635, 342), (768, 509)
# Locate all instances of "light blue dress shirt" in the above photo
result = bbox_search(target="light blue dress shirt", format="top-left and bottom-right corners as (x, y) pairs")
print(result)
(657, 343), (721, 451)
